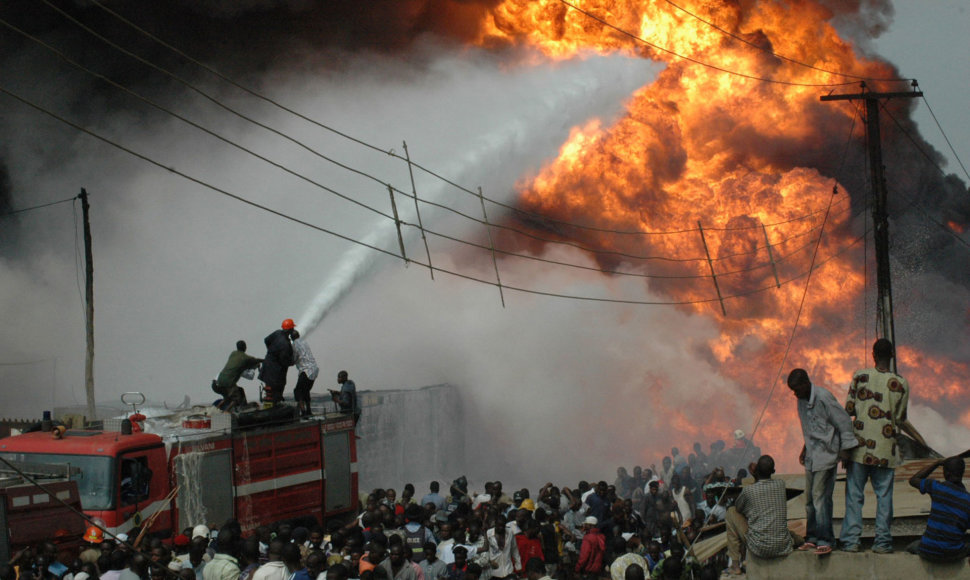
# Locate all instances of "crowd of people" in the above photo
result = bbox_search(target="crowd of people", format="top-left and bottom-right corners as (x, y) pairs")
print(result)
(1, 470), (727, 580)
(5, 339), (968, 580)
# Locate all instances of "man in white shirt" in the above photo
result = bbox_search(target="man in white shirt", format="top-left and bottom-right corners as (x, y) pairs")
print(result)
(252, 541), (288, 580)
(487, 523), (521, 579)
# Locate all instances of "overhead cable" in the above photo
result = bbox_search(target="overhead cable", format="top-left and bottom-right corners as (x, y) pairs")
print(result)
(476, 229), (867, 306)
(35, 1), (404, 212)
(1, 196), (75, 216)
(0, 17), (397, 224)
(0, 17), (399, 223)
(663, 0), (911, 83)
(895, 191), (970, 252)
(85, 0), (861, 239)
(0, 82), (866, 308)
(8, 12), (851, 274)
(0, 359), (52, 367)
(1, 72), (853, 296)
(736, 104), (865, 478)
(0, 85), (403, 263)
(743, 178), (843, 466)
(554, 0), (862, 88)
(880, 105), (970, 249)
(879, 102), (951, 178)
(919, 95), (970, 183)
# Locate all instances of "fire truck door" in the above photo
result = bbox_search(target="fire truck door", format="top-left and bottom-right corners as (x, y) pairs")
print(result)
(118, 449), (169, 535)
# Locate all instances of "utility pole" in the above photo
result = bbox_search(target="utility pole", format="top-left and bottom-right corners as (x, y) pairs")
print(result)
(821, 82), (921, 373)
(78, 188), (96, 421)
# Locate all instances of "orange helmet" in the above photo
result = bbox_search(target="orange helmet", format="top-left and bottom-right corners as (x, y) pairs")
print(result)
(281, 319), (296, 330)
(83, 526), (103, 543)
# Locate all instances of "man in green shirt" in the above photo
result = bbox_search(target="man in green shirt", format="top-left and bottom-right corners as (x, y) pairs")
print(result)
(213, 340), (262, 410)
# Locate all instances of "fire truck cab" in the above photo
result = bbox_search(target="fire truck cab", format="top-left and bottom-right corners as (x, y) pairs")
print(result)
(0, 405), (358, 538)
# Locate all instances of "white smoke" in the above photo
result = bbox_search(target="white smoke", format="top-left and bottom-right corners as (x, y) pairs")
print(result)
(0, 43), (659, 428)
(296, 48), (661, 335)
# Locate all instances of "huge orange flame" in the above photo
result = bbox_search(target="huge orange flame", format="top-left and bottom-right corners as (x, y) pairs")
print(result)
(471, 0), (966, 468)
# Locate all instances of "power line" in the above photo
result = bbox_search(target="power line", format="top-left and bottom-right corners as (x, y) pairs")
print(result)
(721, 105), (866, 469)
(396, 176), (848, 260)
(0, 84), (404, 263)
(1, 54), (852, 295)
(425, 196), (844, 267)
(919, 94), (970, 183)
(398, 143), (842, 236)
(84, 0), (401, 163)
(421, 200), (847, 280)
(9, 7), (864, 275)
(879, 101), (950, 178)
(482, 229), (867, 306)
(1, 196), (75, 216)
(0, 16), (396, 223)
(34, 1), (403, 213)
(878, 106), (970, 250)
(745, 181), (842, 458)
(663, 0), (910, 83)
(896, 191), (970, 252)
(8, 10), (858, 275)
(553, 0), (862, 88)
(83, 0), (861, 241)
(0, 82), (868, 308)
(5, 3), (868, 308)
(0, 358), (52, 367)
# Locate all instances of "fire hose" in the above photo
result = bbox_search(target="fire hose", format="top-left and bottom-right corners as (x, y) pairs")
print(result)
(131, 485), (180, 549)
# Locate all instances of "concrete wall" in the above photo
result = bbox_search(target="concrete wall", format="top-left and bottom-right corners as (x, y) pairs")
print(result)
(748, 550), (970, 580)
(349, 384), (465, 492)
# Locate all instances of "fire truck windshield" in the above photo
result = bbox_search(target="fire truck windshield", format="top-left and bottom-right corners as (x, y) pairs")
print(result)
(0, 452), (116, 510)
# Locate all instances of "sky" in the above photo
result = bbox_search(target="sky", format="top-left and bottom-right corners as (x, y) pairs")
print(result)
(0, 0), (968, 485)
(872, 1), (969, 182)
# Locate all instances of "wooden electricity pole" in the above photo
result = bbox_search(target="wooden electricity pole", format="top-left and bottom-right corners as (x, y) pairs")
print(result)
(821, 83), (921, 372)
(78, 188), (96, 421)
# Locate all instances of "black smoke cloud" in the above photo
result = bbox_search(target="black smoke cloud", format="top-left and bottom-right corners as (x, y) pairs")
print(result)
(0, 0), (502, 124)
(0, 0), (502, 247)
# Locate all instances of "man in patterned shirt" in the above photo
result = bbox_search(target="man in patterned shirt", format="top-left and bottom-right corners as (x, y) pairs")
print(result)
(724, 455), (801, 575)
(840, 338), (926, 553)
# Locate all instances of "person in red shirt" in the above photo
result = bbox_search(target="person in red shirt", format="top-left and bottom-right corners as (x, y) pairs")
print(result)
(385, 489), (406, 517)
(576, 517), (604, 580)
(514, 520), (544, 574)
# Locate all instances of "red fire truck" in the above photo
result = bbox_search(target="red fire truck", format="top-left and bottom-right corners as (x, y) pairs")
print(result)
(0, 477), (86, 562)
(0, 401), (358, 540)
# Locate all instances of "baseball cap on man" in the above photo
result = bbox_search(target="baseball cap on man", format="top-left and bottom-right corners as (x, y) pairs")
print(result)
(192, 524), (210, 539)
